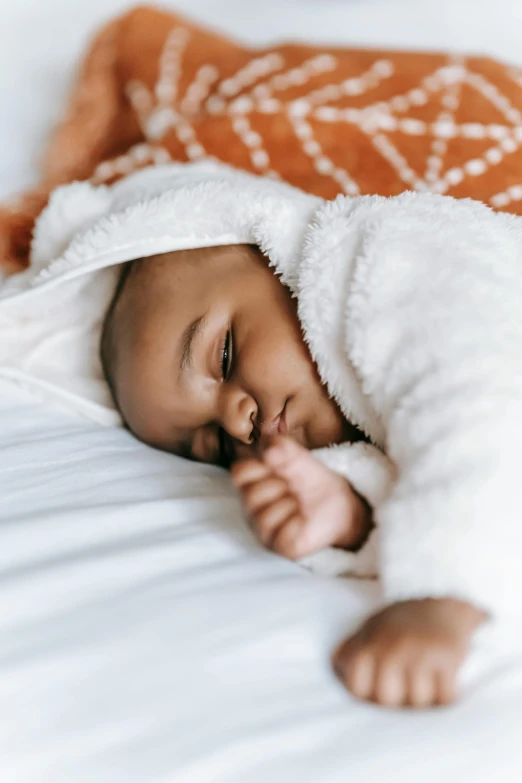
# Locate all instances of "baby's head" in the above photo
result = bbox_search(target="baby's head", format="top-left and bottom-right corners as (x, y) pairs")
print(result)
(101, 244), (350, 466)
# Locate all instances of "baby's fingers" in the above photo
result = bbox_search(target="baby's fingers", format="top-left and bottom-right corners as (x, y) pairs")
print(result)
(407, 668), (437, 709)
(264, 436), (309, 479)
(435, 668), (457, 706)
(242, 476), (289, 516)
(271, 515), (318, 560)
(252, 496), (299, 548)
(231, 458), (272, 488)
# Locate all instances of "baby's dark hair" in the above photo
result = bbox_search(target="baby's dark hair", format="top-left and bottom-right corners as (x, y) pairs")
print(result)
(100, 259), (140, 403)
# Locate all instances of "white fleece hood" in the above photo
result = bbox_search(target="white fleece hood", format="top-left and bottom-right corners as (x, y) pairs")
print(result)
(0, 162), (321, 427)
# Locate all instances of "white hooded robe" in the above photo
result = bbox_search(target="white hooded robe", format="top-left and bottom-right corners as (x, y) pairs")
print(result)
(2, 161), (522, 619)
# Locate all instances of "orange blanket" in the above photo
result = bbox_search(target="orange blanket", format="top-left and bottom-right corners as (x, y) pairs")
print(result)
(2, 4), (522, 273)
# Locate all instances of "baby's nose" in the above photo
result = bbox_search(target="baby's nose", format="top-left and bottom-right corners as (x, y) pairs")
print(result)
(222, 388), (257, 445)
(226, 414), (254, 445)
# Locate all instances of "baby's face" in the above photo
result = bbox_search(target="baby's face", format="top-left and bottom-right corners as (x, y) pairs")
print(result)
(106, 245), (349, 466)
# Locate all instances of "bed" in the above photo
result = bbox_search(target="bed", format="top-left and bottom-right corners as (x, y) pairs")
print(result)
(2, 2), (522, 781)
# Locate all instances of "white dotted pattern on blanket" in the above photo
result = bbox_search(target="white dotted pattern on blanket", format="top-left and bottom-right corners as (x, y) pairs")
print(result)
(93, 25), (522, 206)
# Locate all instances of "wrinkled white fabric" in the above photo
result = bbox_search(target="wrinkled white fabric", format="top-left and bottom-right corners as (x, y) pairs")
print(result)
(3, 381), (522, 783)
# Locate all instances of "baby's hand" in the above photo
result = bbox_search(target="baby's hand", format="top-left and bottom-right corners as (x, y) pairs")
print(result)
(333, 598), (486, 708)
(231, 435), (371, 560)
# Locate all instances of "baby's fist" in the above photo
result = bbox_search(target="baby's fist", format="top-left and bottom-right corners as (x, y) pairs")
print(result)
(231, 436), (371, 560)
(333, 598), (486, 708)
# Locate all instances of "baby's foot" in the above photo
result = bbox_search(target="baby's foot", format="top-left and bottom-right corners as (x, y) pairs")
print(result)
(333, 598), (486, 708)
(231, 435), (372, 560)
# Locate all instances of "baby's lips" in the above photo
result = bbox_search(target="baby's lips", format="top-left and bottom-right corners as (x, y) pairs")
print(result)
(258, 400), (288, 441)
(259, 414), (282, 439)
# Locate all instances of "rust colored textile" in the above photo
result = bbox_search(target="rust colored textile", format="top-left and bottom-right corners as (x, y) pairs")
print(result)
(2, 5), (522, 272)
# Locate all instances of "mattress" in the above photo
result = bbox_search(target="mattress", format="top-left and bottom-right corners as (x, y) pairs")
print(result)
(2, 2), (522, 781)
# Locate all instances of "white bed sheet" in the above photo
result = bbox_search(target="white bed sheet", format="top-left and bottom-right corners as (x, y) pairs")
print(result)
(2, 382), (522, 783)
(2, 1), (522, 781)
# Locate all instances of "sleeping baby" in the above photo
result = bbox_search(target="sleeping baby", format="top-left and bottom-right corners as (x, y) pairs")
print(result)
(100, 238), (489, 710)
(3, 160), (521, 709)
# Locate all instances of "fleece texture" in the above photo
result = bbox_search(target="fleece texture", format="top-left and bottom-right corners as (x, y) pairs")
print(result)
(2, 160), (522, 618)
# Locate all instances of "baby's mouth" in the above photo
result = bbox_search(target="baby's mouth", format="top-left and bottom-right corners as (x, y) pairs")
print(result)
(277, 400), (289, 435)
(259, 400), (289, 440)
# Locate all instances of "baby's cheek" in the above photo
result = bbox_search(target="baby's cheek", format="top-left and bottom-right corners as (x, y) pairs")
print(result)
(307, 400), (347, 451)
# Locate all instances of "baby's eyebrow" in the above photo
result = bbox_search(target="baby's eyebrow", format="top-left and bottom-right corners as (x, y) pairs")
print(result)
(179, 312), (209, 377)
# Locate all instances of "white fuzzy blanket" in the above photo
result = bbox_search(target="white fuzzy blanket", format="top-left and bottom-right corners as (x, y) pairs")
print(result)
(2, 160), (522, 618)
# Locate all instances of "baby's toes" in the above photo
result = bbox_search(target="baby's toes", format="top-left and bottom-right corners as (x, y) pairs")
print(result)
(252, 496), (299, 548)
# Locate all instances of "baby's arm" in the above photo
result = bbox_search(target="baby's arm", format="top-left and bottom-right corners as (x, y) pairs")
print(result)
(233, 436), (487, 708)
(323, 201), (522, 706)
